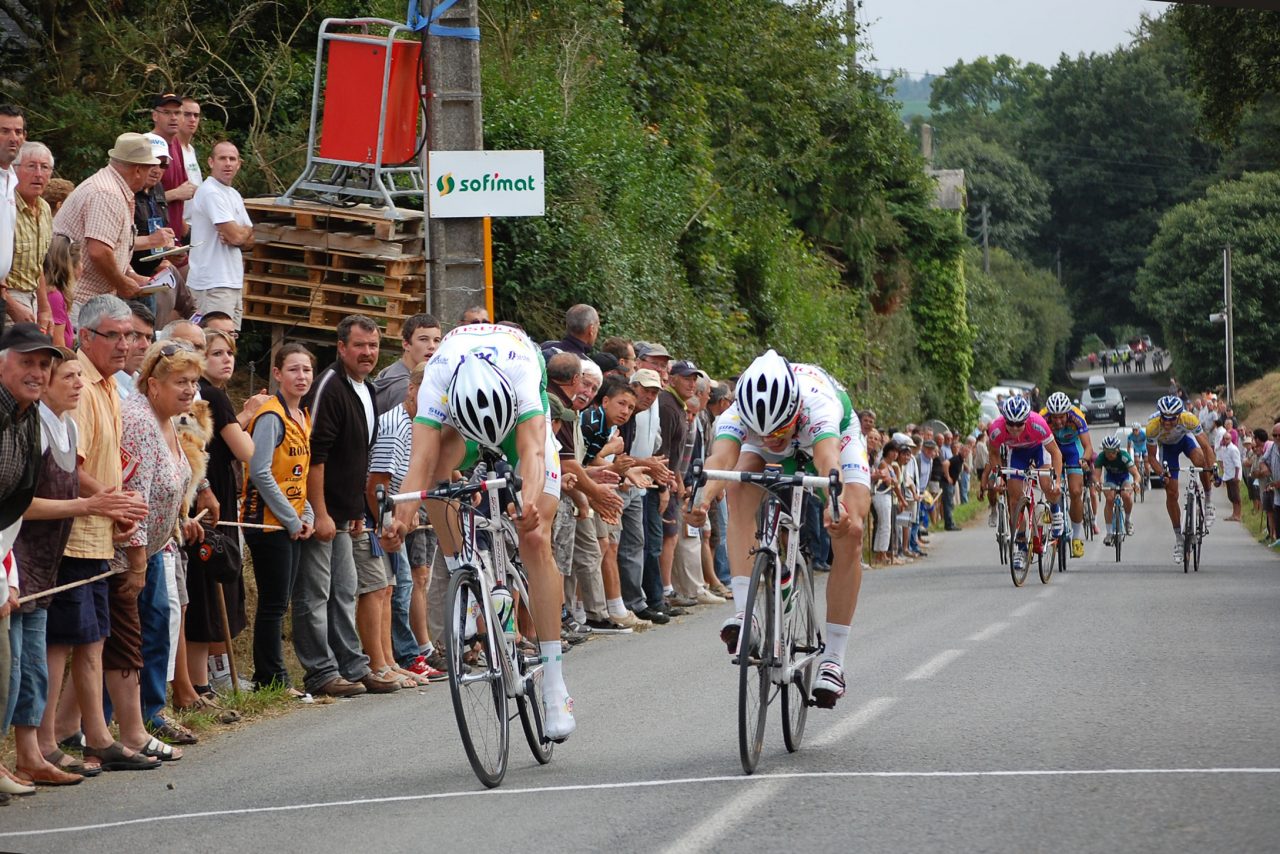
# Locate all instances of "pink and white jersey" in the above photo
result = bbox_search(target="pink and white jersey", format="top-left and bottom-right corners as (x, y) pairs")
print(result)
(988, 412), (1055, 452)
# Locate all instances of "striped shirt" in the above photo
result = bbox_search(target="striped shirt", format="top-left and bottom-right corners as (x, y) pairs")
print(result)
(369, 404), (411, 493)
(52, 164), (136, 306)
(10, 192), (51, 293)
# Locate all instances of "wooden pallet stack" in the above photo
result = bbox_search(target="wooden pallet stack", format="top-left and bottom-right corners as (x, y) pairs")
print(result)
(242, 198), (427, 341)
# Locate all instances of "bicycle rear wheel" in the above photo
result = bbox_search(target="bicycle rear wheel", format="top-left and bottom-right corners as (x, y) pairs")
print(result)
(445, 569), (509, 788)
(512, 592), (553, 765)
(996, 498), (1010, 565)
(781, 556), (817, 753)
(1193, 495), (1204, 572)
(738, 551), (776, 774)
(1011, 498), (1031, 587)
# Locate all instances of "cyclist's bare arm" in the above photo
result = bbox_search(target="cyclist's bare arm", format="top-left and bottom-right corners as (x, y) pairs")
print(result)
(393, 420), (443, 532)
(687, 437), (743, 524)
(513, 416), (547, 522)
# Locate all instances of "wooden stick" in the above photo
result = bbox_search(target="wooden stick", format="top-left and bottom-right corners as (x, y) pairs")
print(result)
(217, 520), (283, 531)
(17, 566), (119, 605)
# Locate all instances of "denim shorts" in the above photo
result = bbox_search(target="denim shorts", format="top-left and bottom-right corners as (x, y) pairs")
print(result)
(6, 609), (49, 729)
(45, 557), (111, 646)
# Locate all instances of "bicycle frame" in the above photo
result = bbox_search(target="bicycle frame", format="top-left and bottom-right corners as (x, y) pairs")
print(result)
(689, 463), (838, 687)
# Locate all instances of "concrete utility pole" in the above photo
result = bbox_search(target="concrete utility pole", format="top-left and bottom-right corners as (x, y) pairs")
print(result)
(427, 0), (485, 326)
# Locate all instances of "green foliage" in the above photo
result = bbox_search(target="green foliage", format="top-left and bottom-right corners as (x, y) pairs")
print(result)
(1078, 333), (1107, 360)
(1169, 6), (1280, 143)
(965, 247), (1072, 391)
(933, 134), (1049, 257)
(929, 54), (1048, 126)
(1136, 171), (1280, 391)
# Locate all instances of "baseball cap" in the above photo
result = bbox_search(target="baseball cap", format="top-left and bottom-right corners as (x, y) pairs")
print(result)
(0, 323), (72, 360)
(629, 368), (662, 389)
(636, 342), (671, 360)
(590, 351), (620, 374)
(670, 360), (698, 377)
(152, 93), (183, 109)
(108, 132), (161, 166)
(142, 132), (171, 163)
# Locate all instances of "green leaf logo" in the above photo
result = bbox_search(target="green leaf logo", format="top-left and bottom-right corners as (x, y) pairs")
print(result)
(436, 173), (455, 195)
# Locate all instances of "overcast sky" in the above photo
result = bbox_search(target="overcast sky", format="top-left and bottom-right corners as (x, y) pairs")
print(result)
(856, 0), (1166, 77)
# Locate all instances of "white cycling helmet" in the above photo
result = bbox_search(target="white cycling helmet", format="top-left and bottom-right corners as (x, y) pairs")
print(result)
(1045, 392), (1072, 415)
(1001, 396), (1031, 424)
(447, 353), (518, 450)
(735, 349), (800, 436)
(1156, 395), (1184, 418)
(1101, 435), (1121, 450)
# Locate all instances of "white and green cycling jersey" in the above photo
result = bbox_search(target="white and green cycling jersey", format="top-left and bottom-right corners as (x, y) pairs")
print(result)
(714, 362), (870, 486)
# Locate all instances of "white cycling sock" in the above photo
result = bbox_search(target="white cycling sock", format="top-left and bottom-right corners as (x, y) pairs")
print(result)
(823, 622), (852, 667)
(1072, 521), (1083, 539)
(730, 575), (750, 607)
(540, 640), (569, 699)
(418, 642), (434, 657)
(444, 553), (464, 572)
(606, 598), (627, 618)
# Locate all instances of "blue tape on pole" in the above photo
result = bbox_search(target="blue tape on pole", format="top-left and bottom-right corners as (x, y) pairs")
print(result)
(407, 0), (481, 39)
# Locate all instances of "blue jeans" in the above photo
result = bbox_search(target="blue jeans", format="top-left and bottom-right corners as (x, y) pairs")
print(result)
(389, 549), (419, 667)
(713, 498), (730, 583)
(641, 490), (666, 609)
(294, 530), (371, 693)
(959, 471), (970, 504)
(5, 608), (48, 731)
(140, 552), (171, 727)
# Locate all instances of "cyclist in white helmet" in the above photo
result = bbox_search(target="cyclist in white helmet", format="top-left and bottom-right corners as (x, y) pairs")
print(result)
(388, 322), (576, 740)
(688, 349), (871, 709)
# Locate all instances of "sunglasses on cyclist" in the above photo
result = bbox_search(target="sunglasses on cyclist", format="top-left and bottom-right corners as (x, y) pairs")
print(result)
(763, 413), (800, 441)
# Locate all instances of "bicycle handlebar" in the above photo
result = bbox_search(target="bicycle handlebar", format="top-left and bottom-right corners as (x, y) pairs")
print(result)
(687, 461), (843, 522)
(379, 458), (525, 520)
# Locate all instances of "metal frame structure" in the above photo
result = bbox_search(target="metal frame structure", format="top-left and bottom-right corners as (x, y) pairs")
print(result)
(278, 17), (425, 218)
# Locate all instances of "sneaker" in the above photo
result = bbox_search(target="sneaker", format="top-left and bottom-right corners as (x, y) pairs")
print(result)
(543, 694), (576, 743)
(665, 593), (697, 609)
(659, 603), (687, 617)
(560, 627), (588, 646)
(1051, 511), (1065, 537)
(635, 607), (670, 625)
(719, 612), (759, 656)
(424, 649), (466, 675)
(811, 661), (846, 709)
(209, 674), (255, 695)
(1125, 519), (1134, 536)
(695, 588), (726, 605)
(1070, 538), (1085, 558)
(562, 617), (592, 636)
(584, 617), (633, 635)
(1173, 541), (1183, 564)
(988, 507), (997, 527)
(610, 610), (652, 632)
(405, 655), (447, 683)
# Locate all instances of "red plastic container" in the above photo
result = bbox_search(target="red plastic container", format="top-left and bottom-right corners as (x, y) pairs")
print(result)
(318, 35), (422, 164)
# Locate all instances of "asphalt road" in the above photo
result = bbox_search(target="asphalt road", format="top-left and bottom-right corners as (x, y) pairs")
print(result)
(5, 372), (1277, 852)
(3, 485), (1277, 852)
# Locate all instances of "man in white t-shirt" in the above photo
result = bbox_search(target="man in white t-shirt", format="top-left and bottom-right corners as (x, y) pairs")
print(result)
(186, 141), (252, 329)
(0, 105), (24, 330)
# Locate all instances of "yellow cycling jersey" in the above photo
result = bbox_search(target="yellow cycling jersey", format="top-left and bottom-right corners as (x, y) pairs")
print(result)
(1146, 412), (1201, 445)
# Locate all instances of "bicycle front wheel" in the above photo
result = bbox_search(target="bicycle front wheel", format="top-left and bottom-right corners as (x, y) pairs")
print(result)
(1011, 498), (1031, 587)
(513, 592), (553, 765)
(1113, 502), (1124, 563)
(738, 550), (776, 774)
(1182, 494), (1195, 574)
(1193, 495), (1204, 572)
(445, 569), (510, 788)
(781, 556), (817, 753)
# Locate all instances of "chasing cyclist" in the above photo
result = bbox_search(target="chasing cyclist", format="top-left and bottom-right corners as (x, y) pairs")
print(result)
(1095, 435), (1139, 546)
(982, 397), (1064, 575)
(1145, 395), (1216, 564)
(1126, 422), (1149, 486)
(1040, 392), (1095, 557)
(389, 322), (576, 740)
(687, 350), (871, 709)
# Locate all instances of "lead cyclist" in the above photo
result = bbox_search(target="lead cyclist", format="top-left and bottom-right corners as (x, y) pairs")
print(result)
(687, 350), (872, 709)
(388, 322), (576, 741)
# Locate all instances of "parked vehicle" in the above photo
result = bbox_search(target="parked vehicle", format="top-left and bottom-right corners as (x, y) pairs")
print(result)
(1082, 375), (1125, 424)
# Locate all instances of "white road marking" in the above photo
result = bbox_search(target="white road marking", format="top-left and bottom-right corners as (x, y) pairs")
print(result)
(904, 649), (965, 681)
(4, 768), (1277, 839)
(809, 696), (899, 748)
(967, 621), (1010, 642)
(661, 778), (781, 854)
(1011, 600), (1042, 618)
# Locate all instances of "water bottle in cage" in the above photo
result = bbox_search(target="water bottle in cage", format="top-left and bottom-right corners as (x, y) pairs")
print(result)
(780, 559), (794, 615)
(462, 589), (479, 640)
(490, 583), (515, 645)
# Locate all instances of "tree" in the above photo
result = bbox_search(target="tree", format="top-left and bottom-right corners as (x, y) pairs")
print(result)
(1021, 16), (1219, 337)
(928, 55), (1047, 123)
(1136, 171), (1280, 392)
(933, 135), (1049, 257)
(1169, 6), (1280, 143)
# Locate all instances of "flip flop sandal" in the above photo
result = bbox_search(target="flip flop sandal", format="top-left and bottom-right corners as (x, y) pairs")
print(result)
(82, 741), (161, 772)
(136, 737), (182, 762)
(43, 749), (101, 778)
(149, 718), (199, 745)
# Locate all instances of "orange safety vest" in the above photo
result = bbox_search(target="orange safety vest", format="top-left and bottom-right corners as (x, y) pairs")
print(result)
(241, 393), (311, 530)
